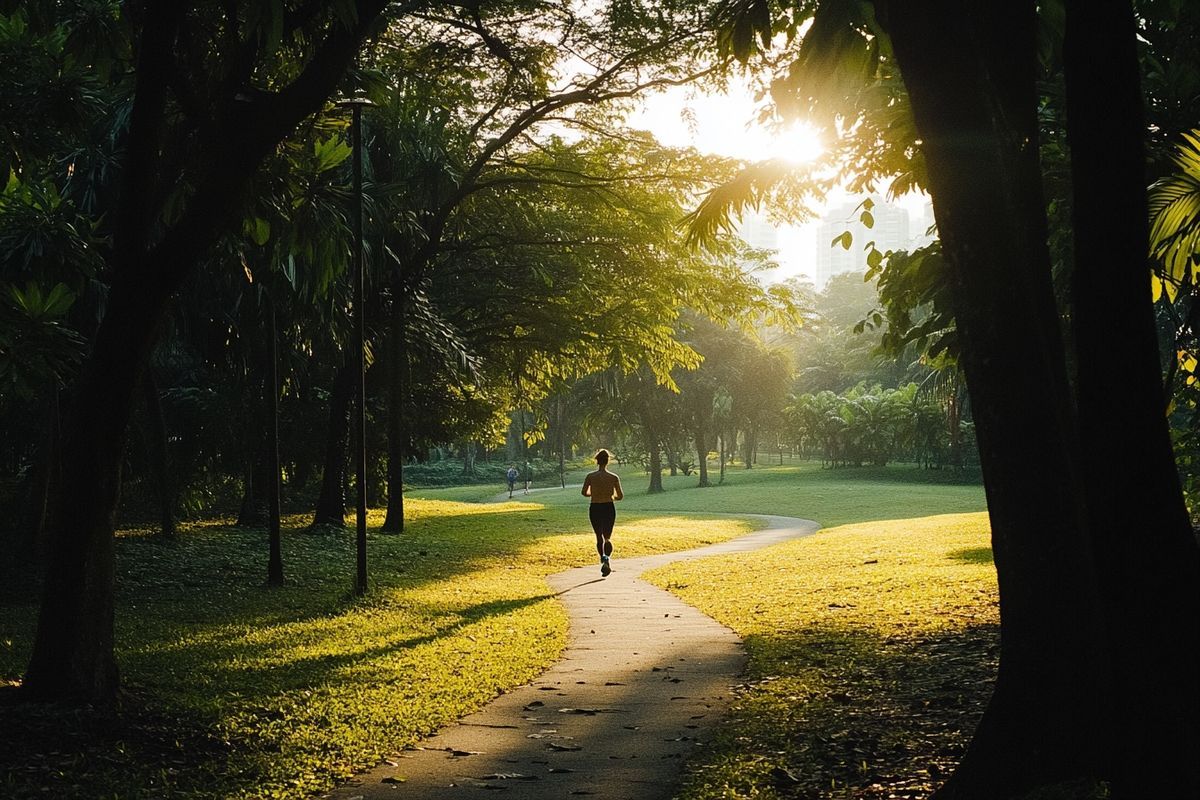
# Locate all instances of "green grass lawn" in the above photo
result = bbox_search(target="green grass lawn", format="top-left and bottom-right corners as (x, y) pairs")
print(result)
(1, 461), (992, 800)
(0, 501), (753, 800)
(523, 459), (985, 527)
(644, 513), (998, 799)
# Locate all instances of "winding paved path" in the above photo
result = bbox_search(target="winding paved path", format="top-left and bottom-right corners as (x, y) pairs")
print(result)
(325, 510), (819, 800)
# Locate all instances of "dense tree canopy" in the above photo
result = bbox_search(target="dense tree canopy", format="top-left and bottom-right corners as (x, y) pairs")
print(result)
(4, 2), (1199, 799)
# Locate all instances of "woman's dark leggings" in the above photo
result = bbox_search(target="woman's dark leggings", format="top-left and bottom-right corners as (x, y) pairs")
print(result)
(589, 502), (615, 557)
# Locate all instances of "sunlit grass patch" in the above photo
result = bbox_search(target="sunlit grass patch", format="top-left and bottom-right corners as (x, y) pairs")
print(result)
(0, 497), (752, 800)
(645, 512), (998, 800)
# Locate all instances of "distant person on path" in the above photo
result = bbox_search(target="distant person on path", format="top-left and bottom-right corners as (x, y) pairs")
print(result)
(506, 465), (518, 498)
(582, 448), (623, 576)
(523, 460), (532, 494)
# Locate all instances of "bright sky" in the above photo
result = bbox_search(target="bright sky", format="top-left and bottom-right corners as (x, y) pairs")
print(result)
(629, 82), (825, 165)
(627, 80), (932, 286)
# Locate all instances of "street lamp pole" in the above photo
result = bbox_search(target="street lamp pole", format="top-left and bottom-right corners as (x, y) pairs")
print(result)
(340, 96), (373, 597)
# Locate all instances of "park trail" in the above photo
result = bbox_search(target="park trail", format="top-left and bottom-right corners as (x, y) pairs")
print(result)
(324, 505), (819, 800)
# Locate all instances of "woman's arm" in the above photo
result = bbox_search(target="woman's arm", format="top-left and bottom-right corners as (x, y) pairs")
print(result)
(613, 476), (624, 501)
(581, 475), (591, 497)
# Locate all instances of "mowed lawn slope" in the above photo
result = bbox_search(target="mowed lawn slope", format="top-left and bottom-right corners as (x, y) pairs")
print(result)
(0, 500), (753, 800)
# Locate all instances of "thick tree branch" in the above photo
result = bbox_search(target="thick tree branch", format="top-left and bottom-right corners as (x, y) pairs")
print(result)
(154, 0), (426, 289)
(114, 3), (184, 268)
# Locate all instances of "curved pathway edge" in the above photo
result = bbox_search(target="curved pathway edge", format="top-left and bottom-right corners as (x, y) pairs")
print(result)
(326, 513), (820, 800)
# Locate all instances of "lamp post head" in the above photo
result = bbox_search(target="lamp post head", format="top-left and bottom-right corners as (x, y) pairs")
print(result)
(335, 96), (377, 110)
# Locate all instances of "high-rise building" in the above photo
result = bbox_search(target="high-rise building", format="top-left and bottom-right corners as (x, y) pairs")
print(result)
(735, 210), (783, 282)
(737, 209), (779, 251)
(814, 197), (911, 287)
(735, 210), (816, 285)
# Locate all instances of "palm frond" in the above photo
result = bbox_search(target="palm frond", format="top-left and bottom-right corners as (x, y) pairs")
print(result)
(682, 159), (794, 250)
(1149, 130), (1200, 291)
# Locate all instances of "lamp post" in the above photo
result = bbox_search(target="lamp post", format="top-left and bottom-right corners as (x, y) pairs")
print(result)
(338, 96), (375, 597)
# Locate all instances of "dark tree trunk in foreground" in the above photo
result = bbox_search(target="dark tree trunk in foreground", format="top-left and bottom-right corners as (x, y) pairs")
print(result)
(25, 388), (60, 552)
(313, 359), (354, 528)
(22, 282), (170, 700)
(20, 0), (392, 702)
(142, 371), (176, 537)
(880, 2), (1109, 795)
(1063, 0), (1200, 793)
(265, 295), (284, 586)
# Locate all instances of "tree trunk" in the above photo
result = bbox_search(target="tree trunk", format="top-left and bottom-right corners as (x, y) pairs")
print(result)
(142, 370), (176, 537)
(313, 358), (353, 528)
(558, 398), (566, 489)
(21, 281), (171, 701)
(695, 424), (710, 487)
(946, 381), (965, 468)
(718, 431), (726, 484)
(880, 2), (1110, 795)
(382, 298), (404, 533)
(25, 387), (60, 553)
(647, 428), (664, 493)
(1063, 1), (1200, 793)
(236, 431), (270, 528)
(18, 1), (390, 703)
(265, 294), (284, 586)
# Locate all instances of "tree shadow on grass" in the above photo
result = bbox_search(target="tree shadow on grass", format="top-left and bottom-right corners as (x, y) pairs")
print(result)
(0, 502), (738, 799)
(682, 622), (1001, 800)
(946, 546), (994, 564)
(0, 590), (562, 800)
(134, 591), (559, 693)
(0, 693), (237, 800)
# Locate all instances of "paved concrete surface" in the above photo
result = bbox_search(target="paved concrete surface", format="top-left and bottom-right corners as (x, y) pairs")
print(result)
(324, 514), (819, 800)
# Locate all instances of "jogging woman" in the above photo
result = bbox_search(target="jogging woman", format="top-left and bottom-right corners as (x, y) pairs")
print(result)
(581, 449), (623, 576)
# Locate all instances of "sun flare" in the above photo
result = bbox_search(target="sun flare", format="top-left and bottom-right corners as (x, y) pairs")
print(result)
(761, 121), (825, 165)
(700, 116), (825, 165)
